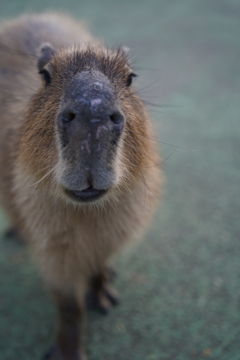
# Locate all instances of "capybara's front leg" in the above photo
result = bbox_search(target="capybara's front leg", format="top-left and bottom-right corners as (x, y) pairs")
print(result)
(44, 289), (87, 360)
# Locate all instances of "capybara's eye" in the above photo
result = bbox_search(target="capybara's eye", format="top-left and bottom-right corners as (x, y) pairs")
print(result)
(126, 73), (137, 87)
(39, 69), (52, 86)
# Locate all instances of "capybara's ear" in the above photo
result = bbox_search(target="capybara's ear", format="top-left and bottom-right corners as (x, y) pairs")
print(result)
(121, 46), (131, 57)
(37, 43), (55, 71)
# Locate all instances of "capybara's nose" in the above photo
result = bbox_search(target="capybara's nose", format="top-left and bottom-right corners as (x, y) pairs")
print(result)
(59, 107), (124, 127)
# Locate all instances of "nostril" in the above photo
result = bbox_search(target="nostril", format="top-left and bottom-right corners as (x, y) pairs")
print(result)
(109, 111), (124, 125)
(62, 112), (76, 123)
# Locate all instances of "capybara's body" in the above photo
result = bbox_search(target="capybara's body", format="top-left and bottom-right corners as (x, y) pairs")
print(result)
(0, 13), (161, 360)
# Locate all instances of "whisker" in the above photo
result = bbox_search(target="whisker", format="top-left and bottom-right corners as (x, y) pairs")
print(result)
(133, 132), (195, 151)
(142, 99), (181, 110)
(29, 165), (57, 187)
(125, 139), (159, 168)
(133, 66), (161, 72)
(146, 148), (176, 168)
(134, 78), (162, 94)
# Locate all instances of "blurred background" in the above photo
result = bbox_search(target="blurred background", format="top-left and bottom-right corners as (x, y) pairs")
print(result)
(1, 0), (240, 359)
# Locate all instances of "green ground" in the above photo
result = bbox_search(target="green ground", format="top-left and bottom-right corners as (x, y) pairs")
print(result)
(1, 0), (240, 359)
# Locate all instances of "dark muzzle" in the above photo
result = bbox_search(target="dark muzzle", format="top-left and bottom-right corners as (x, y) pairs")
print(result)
(56, 70), (125, 201)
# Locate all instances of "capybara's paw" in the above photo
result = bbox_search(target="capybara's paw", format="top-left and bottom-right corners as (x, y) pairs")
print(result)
(87, 265), (119, 314)
(95, 282), (119, 314)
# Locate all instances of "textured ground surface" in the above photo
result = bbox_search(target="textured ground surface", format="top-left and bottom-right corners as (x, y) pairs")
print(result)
(1, 0), (240, 359)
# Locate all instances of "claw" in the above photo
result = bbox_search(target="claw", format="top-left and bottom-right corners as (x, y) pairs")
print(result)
(103, 284), (119, 306)
(87, 266), (119, 314)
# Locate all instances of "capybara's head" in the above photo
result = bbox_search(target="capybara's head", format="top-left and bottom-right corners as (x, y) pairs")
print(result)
(21, 43), (151, 205)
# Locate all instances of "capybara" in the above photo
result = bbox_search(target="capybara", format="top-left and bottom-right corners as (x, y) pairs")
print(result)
(0, 13), (161, 360)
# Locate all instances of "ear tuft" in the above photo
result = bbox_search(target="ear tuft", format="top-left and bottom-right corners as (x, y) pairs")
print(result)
(121, 46), (131, 57)
(38, 43), (55, 71)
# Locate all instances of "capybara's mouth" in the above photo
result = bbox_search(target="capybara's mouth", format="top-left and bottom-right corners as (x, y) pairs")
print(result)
(65, 186), (107, 202)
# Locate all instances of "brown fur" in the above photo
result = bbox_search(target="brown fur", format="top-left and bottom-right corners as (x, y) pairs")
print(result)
(0, 13), (161, 360)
